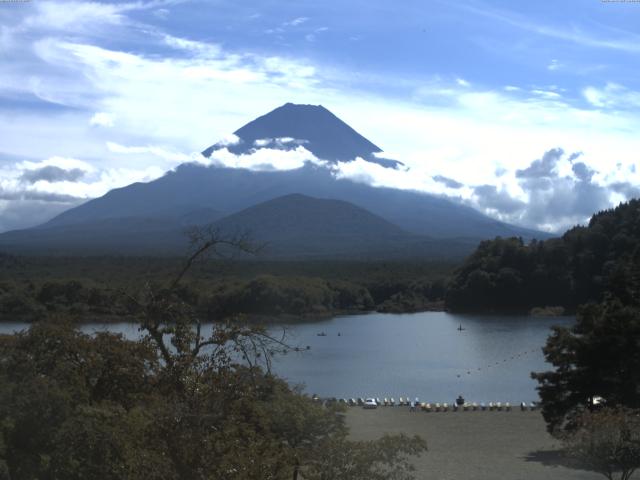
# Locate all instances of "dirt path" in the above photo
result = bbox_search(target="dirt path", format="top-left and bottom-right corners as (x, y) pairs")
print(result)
(346, 407), (602, 480)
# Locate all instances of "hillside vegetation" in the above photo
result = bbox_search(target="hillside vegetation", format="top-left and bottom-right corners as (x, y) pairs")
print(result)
(445, 199), (640, 313)
(0, 257), (452, 322)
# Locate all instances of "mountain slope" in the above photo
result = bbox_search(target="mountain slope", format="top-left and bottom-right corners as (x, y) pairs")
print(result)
(211, 193), (479, 259)
(213, 193), (408, 257)
(216, 193), (407, 238)
(0, 193), (477, 258)
(39, 163), (545, 240)
(0, 207), (224, 255)
(202, 103), (402, 168)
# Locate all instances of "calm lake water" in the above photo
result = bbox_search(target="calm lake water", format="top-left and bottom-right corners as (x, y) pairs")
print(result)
(0, 312), (573, 403)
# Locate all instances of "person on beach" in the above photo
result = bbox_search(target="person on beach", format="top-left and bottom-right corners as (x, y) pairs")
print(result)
(456, 395), (465, 406)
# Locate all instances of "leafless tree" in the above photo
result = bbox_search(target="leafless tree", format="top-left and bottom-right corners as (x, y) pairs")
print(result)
(563, 407), (640, 480)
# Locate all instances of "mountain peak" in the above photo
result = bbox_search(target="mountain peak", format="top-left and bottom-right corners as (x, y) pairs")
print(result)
(202, 103), (403, 168)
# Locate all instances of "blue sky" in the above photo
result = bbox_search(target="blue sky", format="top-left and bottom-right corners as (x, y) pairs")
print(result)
(1, 0), (639, 233)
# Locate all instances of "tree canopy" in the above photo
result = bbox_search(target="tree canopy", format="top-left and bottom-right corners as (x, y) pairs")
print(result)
(446, 199), (640, 313)
(532, 298), (640, 433)
(532, 245), (640, 434)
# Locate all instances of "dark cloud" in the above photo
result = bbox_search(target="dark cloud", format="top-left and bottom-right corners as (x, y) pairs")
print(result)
(0, 189), (84, 233)
(469, 148), (636, 234)
(610, 182), (640, 199)
(0, 189), (81, 203)
(571, 162), (596, 182)
(518, 177), (552, 191)
(568, 151), (583, 162)
(494, 167), (507, 177)
(524, 177), (610, 225)
(513, 150), (611, 230)
(21, 166), (86, 184)
(515, 148), (563, 179)
(472, 185), (526, 214)
(433, 174), (464, 189)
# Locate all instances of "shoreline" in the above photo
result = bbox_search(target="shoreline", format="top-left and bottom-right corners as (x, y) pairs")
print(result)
(0, 304), (576, 325)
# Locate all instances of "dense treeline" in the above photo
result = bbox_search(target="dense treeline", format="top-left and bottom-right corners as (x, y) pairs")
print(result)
(0, 257), (453, 321)
(446, 199), (640, 313)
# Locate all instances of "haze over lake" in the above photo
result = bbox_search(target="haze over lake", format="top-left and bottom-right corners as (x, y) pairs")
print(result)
(1, 312), (572, 403)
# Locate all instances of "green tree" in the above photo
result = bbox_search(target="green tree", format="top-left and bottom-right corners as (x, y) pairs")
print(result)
(532, 299), (640, 433)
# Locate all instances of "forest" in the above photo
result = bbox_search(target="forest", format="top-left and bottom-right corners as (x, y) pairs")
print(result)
(445, 199), (640, 313)
(0, 256), (451, 323)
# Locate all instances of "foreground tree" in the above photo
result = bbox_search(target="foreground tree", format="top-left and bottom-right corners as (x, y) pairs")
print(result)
(0, 228), (427, 479)
(562, 408), (640, 480)
(532, 298), (640, 433)
(533, 248), (640, 433)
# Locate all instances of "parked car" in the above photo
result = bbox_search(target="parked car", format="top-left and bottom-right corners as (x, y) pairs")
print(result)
(364, 398), (378, 409)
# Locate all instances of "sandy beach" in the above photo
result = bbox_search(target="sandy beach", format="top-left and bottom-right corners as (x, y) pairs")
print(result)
(346, 407), (602, 480)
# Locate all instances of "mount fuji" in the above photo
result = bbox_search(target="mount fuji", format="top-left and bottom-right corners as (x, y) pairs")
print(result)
(0, 103), (547, 257)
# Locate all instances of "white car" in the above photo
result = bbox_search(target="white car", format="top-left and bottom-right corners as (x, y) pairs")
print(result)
(363, 398), (378, 409)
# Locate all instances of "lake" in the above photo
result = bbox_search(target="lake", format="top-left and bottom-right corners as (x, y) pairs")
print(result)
(0, 311), (572, 404)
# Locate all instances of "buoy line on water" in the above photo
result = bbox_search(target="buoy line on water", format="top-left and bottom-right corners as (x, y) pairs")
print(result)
(455, 348), (540, 379)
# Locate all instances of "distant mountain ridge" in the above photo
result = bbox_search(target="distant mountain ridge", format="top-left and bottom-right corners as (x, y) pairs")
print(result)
(0, 103), (550, 257)
(0, 193), (477, 258)
(39, 163), (543, 240)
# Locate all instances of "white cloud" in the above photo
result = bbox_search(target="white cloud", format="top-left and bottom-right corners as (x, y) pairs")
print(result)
(547, 59), (561, 71)
(106, 142), (192, 162)
(23, 1), (128, 31)
(583, 83), (640, 109)
(208, 145), (326, 171)
(285, 17), (309, 27)
(217, 134), (241, 147)
(251, 137), (306, 148)
(531, 89), (561, 99)
(19, 156), (95, 174)
(458, 2), (640, 54)
(89, 112), (115, 127)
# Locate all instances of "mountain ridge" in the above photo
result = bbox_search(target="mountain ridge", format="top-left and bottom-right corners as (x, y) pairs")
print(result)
(0, 193), (478, 259)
